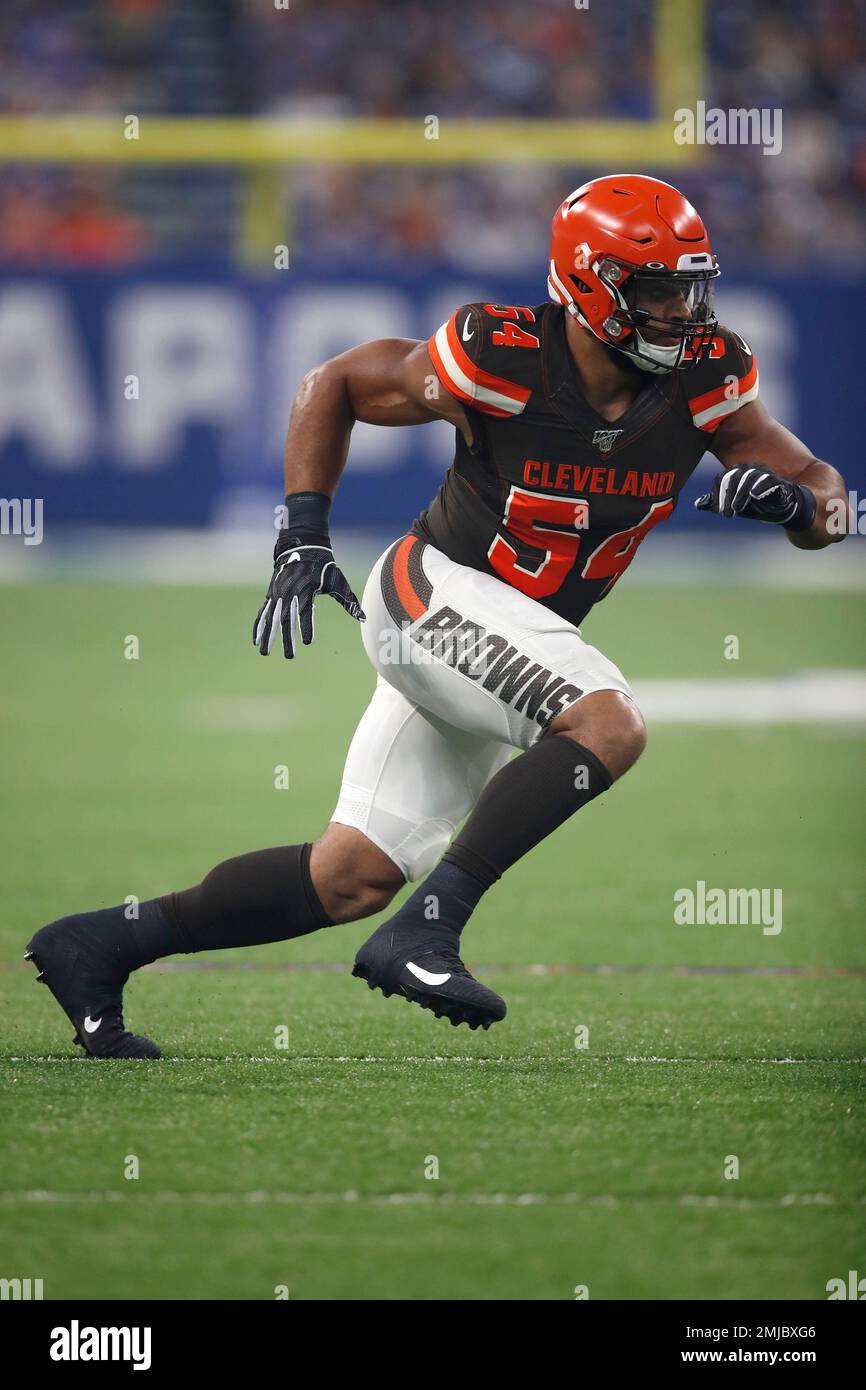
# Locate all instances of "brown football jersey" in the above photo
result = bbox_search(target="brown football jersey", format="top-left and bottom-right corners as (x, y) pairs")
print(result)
(414, 301), (758, 627)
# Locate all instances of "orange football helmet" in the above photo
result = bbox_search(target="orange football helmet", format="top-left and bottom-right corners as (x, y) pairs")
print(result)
(548, 174), (720, 373)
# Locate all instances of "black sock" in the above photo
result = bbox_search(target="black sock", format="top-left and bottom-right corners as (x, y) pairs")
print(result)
(45, 898), (177, 975)
(445, 735), (612, 888)
(391, 736), (612, 938)
(126, 897), (179, 965)
(58, 845), (331, 972)
(384, 859), (489, 939)
(160, 843), (331, 954)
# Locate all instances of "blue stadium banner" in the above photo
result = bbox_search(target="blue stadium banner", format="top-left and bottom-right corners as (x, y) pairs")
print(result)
(0, 264), (861, 530)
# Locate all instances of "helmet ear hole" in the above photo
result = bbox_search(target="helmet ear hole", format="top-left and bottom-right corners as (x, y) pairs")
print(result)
(570, 275), (592, 295)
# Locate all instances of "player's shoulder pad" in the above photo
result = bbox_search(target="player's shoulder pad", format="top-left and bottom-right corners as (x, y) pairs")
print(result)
(427, 302), (543, 419)
(680, 324), (760, 435)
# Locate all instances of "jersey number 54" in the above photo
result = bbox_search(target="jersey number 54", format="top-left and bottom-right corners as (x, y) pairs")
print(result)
(488, 488), (674, 598)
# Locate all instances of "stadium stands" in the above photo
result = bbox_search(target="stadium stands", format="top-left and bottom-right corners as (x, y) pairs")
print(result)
(0, 0), (862, 266)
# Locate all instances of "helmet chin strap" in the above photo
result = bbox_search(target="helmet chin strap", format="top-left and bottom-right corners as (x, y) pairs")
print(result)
(619, 331), (681, 374)
(567, 301), (678, 375)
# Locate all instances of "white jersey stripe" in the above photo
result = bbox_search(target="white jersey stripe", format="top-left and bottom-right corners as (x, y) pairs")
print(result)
(432, 323), (526, 416)
(691, 371), (760, 430)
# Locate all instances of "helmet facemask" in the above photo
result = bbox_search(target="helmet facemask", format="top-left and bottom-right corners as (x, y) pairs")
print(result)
(595, 256), (720, 373)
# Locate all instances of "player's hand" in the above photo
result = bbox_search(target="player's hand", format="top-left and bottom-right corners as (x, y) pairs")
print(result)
(253, 537), (365, 659)
(695, 465), (816, 529)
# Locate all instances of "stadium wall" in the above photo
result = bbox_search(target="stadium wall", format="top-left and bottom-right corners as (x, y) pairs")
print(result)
(0, 264), (861, 532)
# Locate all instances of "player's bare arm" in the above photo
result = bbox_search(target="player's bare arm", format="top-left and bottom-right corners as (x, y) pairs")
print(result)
(283, 338), (472, 497)
(253, 340), (470, 658)
(699, 397), (847, 550)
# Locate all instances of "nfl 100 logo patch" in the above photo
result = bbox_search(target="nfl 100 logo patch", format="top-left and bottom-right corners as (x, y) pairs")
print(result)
(591, 428), (624, 454)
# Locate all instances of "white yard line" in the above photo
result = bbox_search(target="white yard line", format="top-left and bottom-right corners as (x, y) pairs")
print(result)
(0, 1188), (860, 1209)
(179, 671), (866, 730)
(633, 670), (866, 726)
(5, 1054), (864, 1065)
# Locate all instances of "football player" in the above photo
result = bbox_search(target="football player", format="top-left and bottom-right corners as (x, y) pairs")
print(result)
(26, 175), (847, 1055)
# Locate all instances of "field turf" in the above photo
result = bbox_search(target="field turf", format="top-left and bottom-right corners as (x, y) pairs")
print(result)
(0, 578), (864, 1300)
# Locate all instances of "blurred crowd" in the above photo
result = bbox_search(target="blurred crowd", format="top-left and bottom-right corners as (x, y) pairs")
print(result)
(0, 0), (864, 267)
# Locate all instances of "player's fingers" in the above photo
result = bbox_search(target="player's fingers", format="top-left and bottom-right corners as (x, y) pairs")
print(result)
(754, 481), (796, 523)
(321, 563), (365, 621)
(730, 467), (759, 514)
(298, 590), (316, 647)
(750, 474), (780, 503)
(717, 468), (741, 516)
(694, 492), (713, 511)
(281, 595), (299, 660)
(329, 590), (366, 622)
(263, 596), (283, 656)
(254, 599), (273, 653)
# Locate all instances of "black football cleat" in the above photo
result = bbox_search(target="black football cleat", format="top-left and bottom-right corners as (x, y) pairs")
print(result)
(24, 916), (161, 1059)
(352, 919), (506, 1031)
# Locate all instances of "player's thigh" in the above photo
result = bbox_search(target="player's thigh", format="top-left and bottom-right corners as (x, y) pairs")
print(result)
(331, 675), (510, 883)
(362, 535), (634, 751)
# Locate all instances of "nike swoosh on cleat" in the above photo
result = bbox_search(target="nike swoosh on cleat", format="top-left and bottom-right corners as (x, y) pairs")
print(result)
(83, 1015), (102, 1033)
(405, 961), (452, 986)
(461, 317), (474, 342)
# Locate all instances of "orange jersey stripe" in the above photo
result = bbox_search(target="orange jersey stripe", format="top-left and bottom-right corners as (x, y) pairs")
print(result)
(689, 357), (758, 421)
(392, 535), (427, 622)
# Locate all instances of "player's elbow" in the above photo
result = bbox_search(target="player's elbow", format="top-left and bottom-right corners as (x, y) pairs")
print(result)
(296, 356), (343, 403)
(290, 356), (356, 432)
(302, 348), (401, 431)
(787, 462), (849, 549)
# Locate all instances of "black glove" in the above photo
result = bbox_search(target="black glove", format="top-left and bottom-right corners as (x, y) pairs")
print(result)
(695, 465), (816, 530)
(253, 492), (364, 659)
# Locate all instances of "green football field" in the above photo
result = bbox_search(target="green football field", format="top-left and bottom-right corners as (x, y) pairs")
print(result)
(1, 576), (864, 1301)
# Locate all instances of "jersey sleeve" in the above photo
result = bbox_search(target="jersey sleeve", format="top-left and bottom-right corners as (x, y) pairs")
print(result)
(682, 326), (760, 434)
(427, 303), (537, 419)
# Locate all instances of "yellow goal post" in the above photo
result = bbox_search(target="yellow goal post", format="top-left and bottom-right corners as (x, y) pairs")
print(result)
(0, 0), (706, 263)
